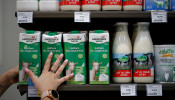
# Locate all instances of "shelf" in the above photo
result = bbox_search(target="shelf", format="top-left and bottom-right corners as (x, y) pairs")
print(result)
(17, 83), (175, 96)
(16, 11), (175, 19)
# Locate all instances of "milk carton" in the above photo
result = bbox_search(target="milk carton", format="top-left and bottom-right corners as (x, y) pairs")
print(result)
(39, 0), (60, 12)
(89, 30), (110, 84)
(42, 32), (63, 77)
(19, 30), (41, 85)
(63, 31), (86, 84)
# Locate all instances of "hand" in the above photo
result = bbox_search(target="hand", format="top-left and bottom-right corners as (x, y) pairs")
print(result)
(7, 65), (19, 84)
(24, 52), (73, 94)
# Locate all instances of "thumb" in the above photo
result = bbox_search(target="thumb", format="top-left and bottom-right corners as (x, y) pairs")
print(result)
(24, 68), (38, 83)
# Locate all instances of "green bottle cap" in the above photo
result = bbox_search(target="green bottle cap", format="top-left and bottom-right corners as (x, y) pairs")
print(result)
(95, 30), (104, 33)
(48, 32), (57, 36)
(26, 30), (35, 34)
(71, 30), (80, 34)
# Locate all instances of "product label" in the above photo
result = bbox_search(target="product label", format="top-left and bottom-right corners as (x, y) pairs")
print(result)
(82, 0), (101, 5)
(133, 53), (154, 77)
(89, 33), (110, 84)
(63, 34), (86, 84)
(102, 0), (122, 6)
(112, 53), (132, 77)
(155, 47), (175, 82)
(60, 0), (80, 5)
(19, 32), (41, 85)
(42, 34), (63, 77)
(170, 0), (175, 11)
(144, 0), (168, 11)
(123, 0), (142, 6)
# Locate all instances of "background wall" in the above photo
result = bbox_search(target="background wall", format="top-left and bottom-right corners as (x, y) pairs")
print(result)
(0, 0), (3, 65)
(0, 0), (25, 100)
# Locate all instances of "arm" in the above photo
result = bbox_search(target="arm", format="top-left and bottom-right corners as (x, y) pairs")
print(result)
(0, 66), (18, 97)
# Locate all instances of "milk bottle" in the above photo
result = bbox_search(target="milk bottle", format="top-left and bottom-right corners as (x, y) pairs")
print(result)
(132, 24), (138, 45)
(39, 0), (59, 12)
(17, 0), (39, 11)
(133, 22), (154, 83)
(112, 22), (132, 83)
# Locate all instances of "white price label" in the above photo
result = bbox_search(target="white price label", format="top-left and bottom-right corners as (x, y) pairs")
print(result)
(151, 11), (167, 23)
(17, 12), (33, 23)
(146, 84), (162, 96)
(120, 84), (137, 96)
(28, 86), (40, 97)
(74, 12), (90, 23)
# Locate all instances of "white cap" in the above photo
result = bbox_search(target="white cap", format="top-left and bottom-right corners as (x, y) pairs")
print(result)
(115, 22), (128, 25)
(137, 22), (150, 25)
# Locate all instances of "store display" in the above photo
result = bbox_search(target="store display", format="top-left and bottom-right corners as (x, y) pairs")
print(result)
(154, 45), (175, 83)
(63, 31), (86, 84)
(144, 0), (169, 11)
(102, 0), (122, 10)
(112, 22), (132, 83)
(39, 0), (59, 12)
(60, 0), (81, 11)
(132, 24), (138, 45)
(16, 0), (39, 11)
(170, 0), (175, 11)
(42, 32), (63, 77)
(82, 0), (101, 11)
(133, 22), (154, 83)
(89, 30), (110, 84)
(19, 30), (41, 85)
(123, 0), (142, 11)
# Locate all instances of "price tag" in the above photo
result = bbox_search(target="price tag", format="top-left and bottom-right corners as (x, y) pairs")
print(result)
(151, 11), (167, 23)
(74, 12), (90, 23)
(146, 84), (162, 96)
(17, 12), (33, 23)
(28, 78), (40, 97)
(120, 84), (137, 96)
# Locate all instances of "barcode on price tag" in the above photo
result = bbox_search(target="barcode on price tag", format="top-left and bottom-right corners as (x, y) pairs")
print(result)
(151, 11), (167, 23)
(146, 84), (162, 96)
(120, 84), (137, 96)
(74, 12), (90, 23)
(28, 78), (40, 97)
(17, 12), (33, 23)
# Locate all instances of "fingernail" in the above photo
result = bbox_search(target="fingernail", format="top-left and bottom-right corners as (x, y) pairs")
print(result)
(24, 68), (29, 73)
(70, 73), (74, 76)
(59, 54), (64, 58)
(49, 52), (53, 56)
(65, 59), (68, 63)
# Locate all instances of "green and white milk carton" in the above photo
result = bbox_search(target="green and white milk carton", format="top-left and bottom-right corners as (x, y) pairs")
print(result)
(89, 30), (110, 84)
(42, 32), (63, 77)
(19, 30), (41, 85)
(63, 31), (86, 84)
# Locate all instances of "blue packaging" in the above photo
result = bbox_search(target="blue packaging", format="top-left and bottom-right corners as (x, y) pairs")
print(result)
(144, 0), (169, 11)
(170, 0), (175, 11)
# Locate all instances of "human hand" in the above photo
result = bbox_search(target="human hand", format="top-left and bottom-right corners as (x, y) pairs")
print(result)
(7, 65), (19, 84)
(24, 52), (73, 94)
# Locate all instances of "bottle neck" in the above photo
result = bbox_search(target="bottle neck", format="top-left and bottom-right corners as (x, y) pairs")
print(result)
(116, 25), (128, 33)
(138, 25), (149, 32)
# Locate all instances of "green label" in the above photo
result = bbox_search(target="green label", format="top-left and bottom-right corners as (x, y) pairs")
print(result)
(19, 32), (41, 85)
(42, 34), (63, 77)
(89, 33), (110, 84)
(64, 34), (86, 84)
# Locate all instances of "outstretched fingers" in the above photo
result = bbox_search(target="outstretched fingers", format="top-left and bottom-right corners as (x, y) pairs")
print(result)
(55, 59), (68, 78)
(51, 54), (64, 72)
(43, 52), (53, 73)
(24, 68), (38, 84)
(58, 73), (74, 83)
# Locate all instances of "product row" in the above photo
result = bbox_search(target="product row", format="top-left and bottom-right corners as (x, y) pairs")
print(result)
(19, 22), (175, 85)
(16, 0), (175, 11)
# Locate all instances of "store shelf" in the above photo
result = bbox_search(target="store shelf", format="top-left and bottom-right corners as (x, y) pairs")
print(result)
(17, 83), (175, 96)
(16, 11), (175, 19)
